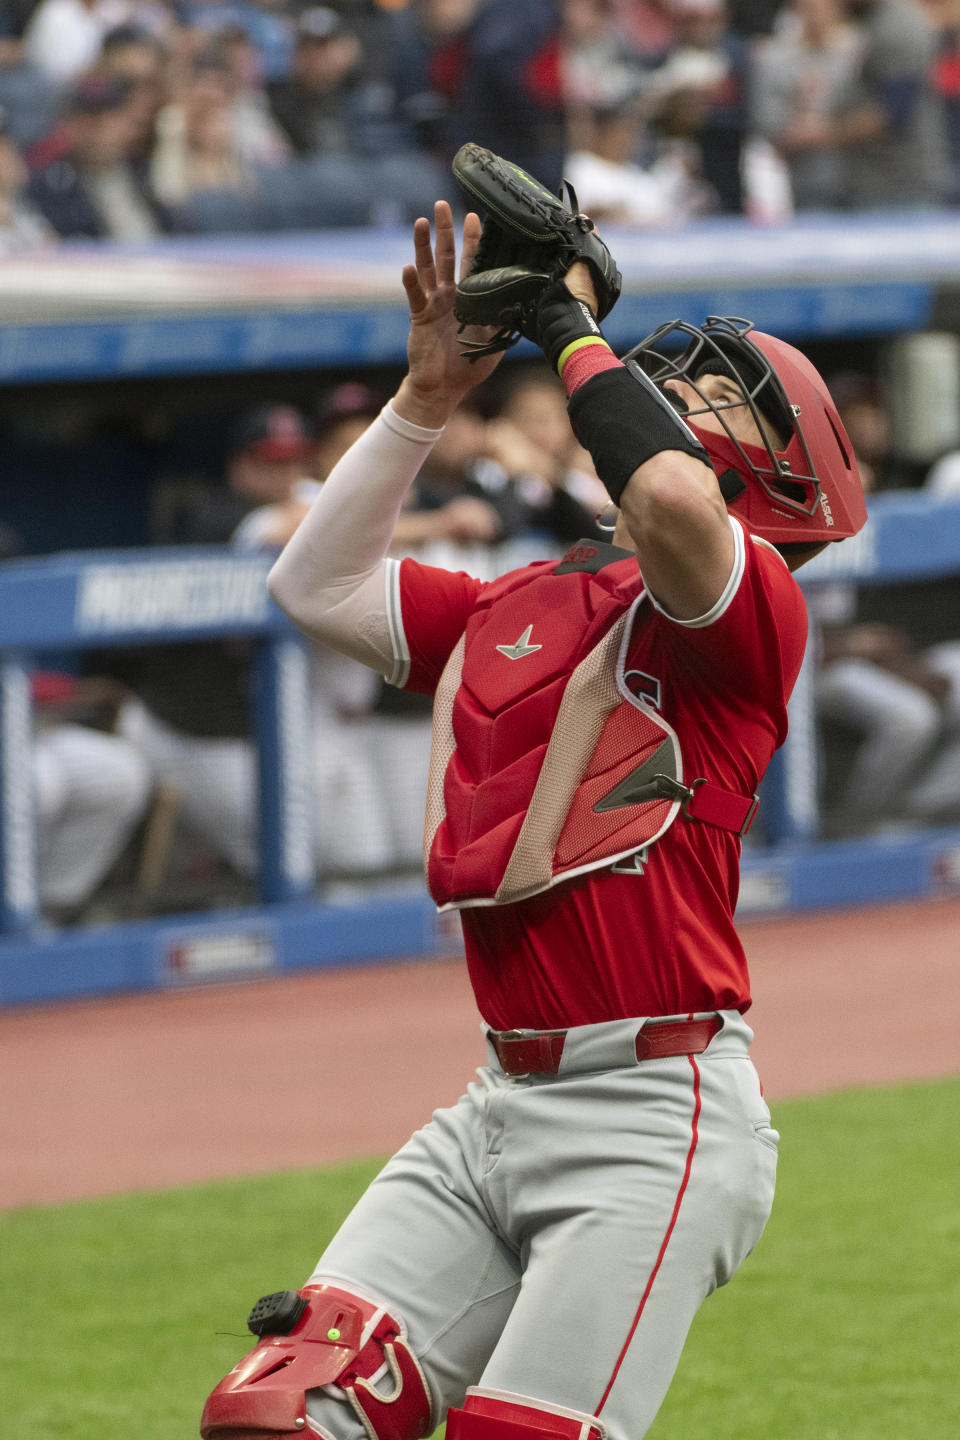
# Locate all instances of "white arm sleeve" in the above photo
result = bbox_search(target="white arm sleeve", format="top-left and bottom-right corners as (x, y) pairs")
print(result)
(267, 401), (444, 685)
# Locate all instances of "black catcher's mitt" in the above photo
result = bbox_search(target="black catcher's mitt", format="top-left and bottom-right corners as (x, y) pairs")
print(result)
(452, 142), (622, 359)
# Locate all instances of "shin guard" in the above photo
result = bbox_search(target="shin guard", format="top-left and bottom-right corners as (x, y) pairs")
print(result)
(446, 1388), (605, 1440)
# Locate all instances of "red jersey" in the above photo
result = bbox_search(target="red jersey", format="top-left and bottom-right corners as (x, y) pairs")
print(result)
(395, 523), (807, 1029)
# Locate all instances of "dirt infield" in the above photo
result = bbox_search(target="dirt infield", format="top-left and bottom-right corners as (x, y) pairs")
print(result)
(2, 895), (959, 1210)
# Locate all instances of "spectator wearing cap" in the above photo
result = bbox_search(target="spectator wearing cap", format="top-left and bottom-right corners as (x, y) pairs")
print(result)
(23, 0), (134, 90)
(312, 380), (387, 479)
(26, 70), (169, 238)
(262, 5), (447, 224)
(266, 6), (384, 157)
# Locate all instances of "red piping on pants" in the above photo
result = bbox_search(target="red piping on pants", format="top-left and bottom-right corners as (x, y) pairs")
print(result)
(594, 1053), (703, 1417)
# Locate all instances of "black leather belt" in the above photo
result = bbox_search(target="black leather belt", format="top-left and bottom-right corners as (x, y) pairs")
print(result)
(489, 1015), (722, 1076)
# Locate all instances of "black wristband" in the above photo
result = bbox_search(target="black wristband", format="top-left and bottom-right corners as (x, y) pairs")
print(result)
(533, 281), (604, 370)
(568, 365), (711, 507)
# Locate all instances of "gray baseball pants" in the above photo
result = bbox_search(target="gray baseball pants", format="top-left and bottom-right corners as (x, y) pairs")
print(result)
(305, 1010), (777, 1440)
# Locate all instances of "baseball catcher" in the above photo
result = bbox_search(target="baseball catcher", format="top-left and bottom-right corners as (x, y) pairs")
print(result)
(201, 147), (866, 1440)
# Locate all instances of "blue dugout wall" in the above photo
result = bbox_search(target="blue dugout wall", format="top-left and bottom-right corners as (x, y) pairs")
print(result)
(2, 215), (960, 1006)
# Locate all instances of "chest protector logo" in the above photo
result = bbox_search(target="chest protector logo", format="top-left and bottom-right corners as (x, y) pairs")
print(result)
(422, 558), (684, 910)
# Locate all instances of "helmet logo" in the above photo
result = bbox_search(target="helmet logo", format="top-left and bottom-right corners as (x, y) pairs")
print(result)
(820, 492), (835, 527)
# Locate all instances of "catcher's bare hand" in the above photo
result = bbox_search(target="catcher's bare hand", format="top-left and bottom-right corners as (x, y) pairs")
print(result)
(395, 201), (504, 429)
(562, 260), (600, 317)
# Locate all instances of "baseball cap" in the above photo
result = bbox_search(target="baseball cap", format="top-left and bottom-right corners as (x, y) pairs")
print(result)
(314, 381), (385, 432)
(231, 404), (311, 461)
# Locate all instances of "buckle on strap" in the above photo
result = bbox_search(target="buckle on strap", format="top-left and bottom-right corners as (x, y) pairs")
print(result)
(648, 774), (759, 837)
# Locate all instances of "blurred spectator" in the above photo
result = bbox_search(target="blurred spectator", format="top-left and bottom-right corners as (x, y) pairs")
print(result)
(23, 0), (134, 90)
(771, 0), (950, 207)
(0, 525), (151, 922)
(150, 48), (256, 210)
(26, 72), (169, 239)
(831, 371), (904, 489)
(809, 379), (953, 834)
(923, 0), (960, 197)
(33, 671), (152, 922)
(226, 383), (389, 549)
(260, 5), (445, 225)
(564, 95), (714, 224)
(847, 0), (950, 207)
(109, 404), (317, 880)
(313, 380), (387, 480)
(750, 0), (864, 210)
(99, 22), (167, 161)
(206, 23), (291, 166)
(100, 19), (166, 86)
(903, 639), (960, 822)
(646, 0), (750, 213)
(0, 105), (57, 251)
(267, 6), (398, 157)
(813, 598), (948, 832)
(484, 365), (608, 543)
(391, 400), (505, 557)
(446, 0), (566, 196)
(562, 0), (648, 141)
(113, 401), (392, 881)
(382, 0), (482, 160)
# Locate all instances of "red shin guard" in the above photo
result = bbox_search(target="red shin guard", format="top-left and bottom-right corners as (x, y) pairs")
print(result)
(446, 1388), (605, 1440)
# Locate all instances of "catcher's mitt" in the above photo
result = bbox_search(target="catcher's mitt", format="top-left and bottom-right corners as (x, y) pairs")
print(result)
(452, 142), (622, 359)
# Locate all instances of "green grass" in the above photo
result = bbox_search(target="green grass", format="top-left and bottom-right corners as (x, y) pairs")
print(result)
(2, 1079), (958, 1439)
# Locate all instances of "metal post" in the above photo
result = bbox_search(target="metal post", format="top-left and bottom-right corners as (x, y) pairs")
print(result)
(252, 634), (316, 903)
(0, 656), (40, 933)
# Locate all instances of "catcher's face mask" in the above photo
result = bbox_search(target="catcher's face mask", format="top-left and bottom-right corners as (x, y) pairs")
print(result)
(620, 316), (867, 564)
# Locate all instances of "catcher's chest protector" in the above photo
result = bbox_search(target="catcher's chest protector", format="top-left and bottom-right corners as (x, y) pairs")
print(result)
(424, 549), (684, 909)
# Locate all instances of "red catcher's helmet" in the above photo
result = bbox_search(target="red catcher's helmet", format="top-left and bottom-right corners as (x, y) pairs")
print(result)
(620, 316), (867, 568)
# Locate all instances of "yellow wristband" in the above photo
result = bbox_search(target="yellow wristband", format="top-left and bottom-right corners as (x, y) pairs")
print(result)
(556, 335), (612, 377)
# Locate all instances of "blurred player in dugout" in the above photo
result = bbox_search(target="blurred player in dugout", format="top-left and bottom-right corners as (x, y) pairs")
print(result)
(97, 403), (388, 883)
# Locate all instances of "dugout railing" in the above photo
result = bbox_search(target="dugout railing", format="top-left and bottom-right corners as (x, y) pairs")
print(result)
(1, 495), (960, 1007)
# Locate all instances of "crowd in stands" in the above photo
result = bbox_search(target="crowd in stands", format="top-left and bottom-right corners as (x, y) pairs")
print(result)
(4, 0), (960, 921)
(1, 0), (960, 246)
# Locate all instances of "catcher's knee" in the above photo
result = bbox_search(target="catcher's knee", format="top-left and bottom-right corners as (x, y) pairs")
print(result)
(446, 1389), (605, 1440)
(200, 1281), (434, 1440)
